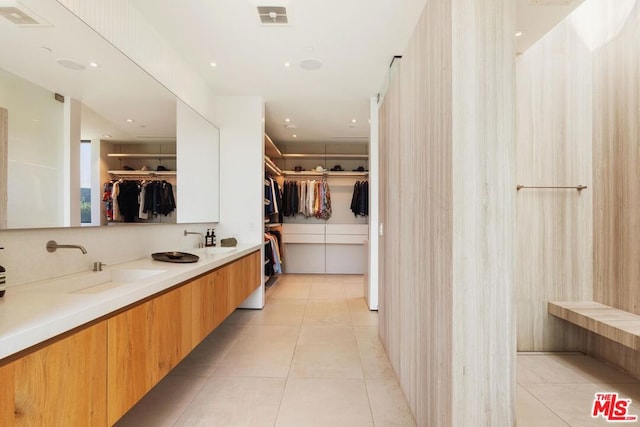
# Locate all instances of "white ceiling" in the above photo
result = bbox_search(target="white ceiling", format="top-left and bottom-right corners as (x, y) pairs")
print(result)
(130, 0), (586, 146)
(1, 0), (587, 148)
(129, 0), (429, 145)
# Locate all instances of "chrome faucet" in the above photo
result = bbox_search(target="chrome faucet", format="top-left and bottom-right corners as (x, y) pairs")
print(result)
(184, 230), (204, 248)
(46, 240), (87, 254)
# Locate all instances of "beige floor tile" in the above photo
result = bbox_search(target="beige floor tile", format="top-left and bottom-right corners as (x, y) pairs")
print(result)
(366, 377), (416, 426)
(290, 325), (362, 379)
(212, 325), (299, 377)
(517, 354), (594, 385)
(251, 299), (307, 326)
(345, 281), (365, 298)
(516, 385), (569, 427)
(342, 274), (365, 284)
(175, 377), (286, 427)
(309, 281), (347, 299)
(354, 326), (396, 380)
(170, 324), (244, 377)
(555, 354), (640, 385)
(303, 298), (352, 325)
(270, 281), (312, 300)
(115, 375), (209, 426)
(222, 308), (258, 326)
(348, 297), (379, 326)
(297, 324), (357, 345)
(280, 274), (315, 283)
(525, 382), (640, 426)
(276, 378), (374, 427)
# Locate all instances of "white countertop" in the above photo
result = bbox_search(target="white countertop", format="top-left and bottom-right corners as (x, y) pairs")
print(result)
(0, 244), (261, 361)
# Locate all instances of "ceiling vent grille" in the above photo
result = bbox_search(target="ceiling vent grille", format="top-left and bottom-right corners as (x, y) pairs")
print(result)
(257, 6), (288, 24)
(0, 5), (49, 26)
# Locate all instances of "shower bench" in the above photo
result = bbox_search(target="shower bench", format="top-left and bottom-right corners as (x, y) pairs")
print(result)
(548, 301), (640, 350)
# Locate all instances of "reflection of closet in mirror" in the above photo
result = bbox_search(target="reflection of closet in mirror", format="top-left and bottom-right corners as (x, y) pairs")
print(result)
(100, 141), (178, 225)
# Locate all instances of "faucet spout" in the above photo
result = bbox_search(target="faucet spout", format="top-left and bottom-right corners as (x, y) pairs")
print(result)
(46, 240), (87, 254)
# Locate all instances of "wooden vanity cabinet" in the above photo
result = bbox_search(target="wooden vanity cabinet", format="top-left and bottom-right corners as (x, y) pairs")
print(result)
(108, 250), (260, 424)
(0, 322), (107, 426)
(0, 250), (260, 426)
(107, 284), (192, 425)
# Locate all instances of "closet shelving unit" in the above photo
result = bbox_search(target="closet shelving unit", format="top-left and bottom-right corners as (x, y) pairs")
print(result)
(108, 170), (176, 177)
(276, 145), (369, 275)
(263, 134), (284, 293)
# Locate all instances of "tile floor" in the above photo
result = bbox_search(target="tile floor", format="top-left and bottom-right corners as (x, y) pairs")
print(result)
(518, 353), (640, 426)
(115, 274), (416, 427)
(115, 274), (640, 427)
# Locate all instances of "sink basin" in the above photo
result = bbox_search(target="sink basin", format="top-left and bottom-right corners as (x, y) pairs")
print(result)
(16, 269), (166, 295)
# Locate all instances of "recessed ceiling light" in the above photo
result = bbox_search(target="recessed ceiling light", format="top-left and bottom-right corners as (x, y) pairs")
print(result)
(285, 118), (291, 123)
(209, 62), (217, 68)
(292, 134), (297, 138)
(40, 46), (52, 53)
(515, 31), (524, 37)
(125, 118), (135, 123)
(350, 119), (357, 123)
(103, 134), (112, 138)
(284, 61), (291, 68)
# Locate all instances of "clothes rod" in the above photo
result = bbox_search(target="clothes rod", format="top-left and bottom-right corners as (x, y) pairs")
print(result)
(516, 185), (587, 192)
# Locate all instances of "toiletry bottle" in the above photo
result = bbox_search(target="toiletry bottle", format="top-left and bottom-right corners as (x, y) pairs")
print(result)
(205, 229), (213, 247)
(212, 229), (217, 247)
(0, 247), (5, 297)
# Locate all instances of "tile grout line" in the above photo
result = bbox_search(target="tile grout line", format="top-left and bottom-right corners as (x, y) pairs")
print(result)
(273, 278), (309, 426)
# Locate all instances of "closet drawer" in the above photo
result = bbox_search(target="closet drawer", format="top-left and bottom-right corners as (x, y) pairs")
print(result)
(283, 234), (325, 244)
(325, 234), (367, 245)
(282, 224), (325, 235)
(325, 224), (368, 235)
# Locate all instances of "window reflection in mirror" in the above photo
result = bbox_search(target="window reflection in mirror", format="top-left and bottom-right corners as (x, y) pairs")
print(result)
(80, 140), (92, 225)
(0, 67), (65, 229)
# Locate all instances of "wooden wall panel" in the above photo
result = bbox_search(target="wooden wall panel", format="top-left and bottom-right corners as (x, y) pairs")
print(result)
(450, 1), (516, 425)
(590, 2), (640, 376)
(515, 20), (594, 351)
(378, 0), (515, 425)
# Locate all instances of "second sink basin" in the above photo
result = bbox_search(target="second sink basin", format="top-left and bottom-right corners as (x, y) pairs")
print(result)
(16, 269), (166, 295)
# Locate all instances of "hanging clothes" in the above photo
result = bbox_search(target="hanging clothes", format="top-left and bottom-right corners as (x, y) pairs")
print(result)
(265, 231), (282, 274)
(282, 178), (332, 219)
(103, 179), (176, 222)
(350, 180), (369, 217)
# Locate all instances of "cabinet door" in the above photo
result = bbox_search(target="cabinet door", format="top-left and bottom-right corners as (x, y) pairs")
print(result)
(191, 273), (213, 345)
(191, 267), (230, 345)
(228, 251), (261, 309)
(0, 360), (15, 426)
(107, 284), (191, 425)
(11, 322), (107, 426)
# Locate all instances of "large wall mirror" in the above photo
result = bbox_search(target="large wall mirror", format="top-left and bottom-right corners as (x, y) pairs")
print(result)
(0, 0), (220, 229)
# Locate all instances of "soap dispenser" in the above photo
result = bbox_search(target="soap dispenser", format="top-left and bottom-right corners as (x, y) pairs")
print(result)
(205, 229), (213, 247)
(0, 247), (5, 298)
(212, 228), (217, 247)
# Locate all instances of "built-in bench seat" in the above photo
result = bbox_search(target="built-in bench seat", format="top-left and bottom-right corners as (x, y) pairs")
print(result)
(548, 301), (640, 350)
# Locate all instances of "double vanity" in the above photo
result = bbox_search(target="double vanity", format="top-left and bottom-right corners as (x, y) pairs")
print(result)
(0, 244), (261, 426)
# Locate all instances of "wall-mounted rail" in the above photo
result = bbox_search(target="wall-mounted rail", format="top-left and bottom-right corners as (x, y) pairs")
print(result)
(516, 185), (587, 192)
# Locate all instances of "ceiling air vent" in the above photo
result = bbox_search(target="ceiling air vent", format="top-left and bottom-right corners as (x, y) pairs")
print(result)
(0, 4), (49, 27)
(257, 6), (288, 24)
